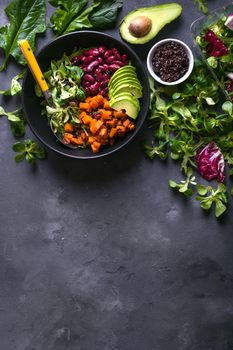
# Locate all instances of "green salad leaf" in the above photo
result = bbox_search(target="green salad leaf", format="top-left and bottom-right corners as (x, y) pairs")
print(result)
(0, 71), (25, 96)
(0, 106), (25, 137)
(0, 0), (46, 71)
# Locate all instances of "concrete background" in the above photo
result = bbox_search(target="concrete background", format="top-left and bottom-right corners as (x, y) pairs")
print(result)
(0, 1), (233, 349)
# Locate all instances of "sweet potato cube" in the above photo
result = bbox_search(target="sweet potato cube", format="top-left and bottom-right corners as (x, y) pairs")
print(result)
(64, 123), (74, 133)
(109, 128), (117, 138)
(91, 141), (101, 153)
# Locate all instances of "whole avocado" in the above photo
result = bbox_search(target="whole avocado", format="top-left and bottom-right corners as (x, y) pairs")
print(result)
(120, 3), (182, 44)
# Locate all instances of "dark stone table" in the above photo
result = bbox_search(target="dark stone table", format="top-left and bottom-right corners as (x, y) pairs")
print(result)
(0, 1), (233, 349)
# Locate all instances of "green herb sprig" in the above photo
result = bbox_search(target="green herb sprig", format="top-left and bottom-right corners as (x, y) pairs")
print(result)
(12, 139), (46, 164)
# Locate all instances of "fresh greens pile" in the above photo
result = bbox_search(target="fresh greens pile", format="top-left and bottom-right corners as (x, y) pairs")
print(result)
(0, 0), (46, 70)
(49, 0), (123, 36)
(36, 53), (85, 135)
(145, 61), (233, 218)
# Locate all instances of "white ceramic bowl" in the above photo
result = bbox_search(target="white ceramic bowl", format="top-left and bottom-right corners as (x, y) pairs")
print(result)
(147, 38), (194, 86)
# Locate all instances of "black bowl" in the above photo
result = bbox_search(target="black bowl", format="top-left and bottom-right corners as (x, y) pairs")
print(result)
(22, 31), (150, 159)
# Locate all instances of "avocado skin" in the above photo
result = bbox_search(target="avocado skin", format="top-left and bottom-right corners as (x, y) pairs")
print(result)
(120, 3), (182, 44)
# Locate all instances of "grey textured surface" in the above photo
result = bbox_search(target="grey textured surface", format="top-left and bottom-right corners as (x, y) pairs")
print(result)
(0, 1), (233, 349)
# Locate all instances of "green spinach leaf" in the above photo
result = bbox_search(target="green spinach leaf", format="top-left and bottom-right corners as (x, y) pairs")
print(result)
(49, 0), (123, 35)
(89, 0), (123, 29)
(49, 0), (88, 36)
(0, 0), (46, 71)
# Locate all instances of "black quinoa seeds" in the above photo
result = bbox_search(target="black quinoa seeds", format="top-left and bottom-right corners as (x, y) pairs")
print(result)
(152, 41), (189, 82)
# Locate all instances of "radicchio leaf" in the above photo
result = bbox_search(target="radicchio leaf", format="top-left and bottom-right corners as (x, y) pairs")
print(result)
(203, 29), (228, 57)
(195, 142), (225, 182)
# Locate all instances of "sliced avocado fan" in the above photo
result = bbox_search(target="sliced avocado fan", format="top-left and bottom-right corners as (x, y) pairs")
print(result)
(120, 3), (182, 44)
(108, 65), (143, 119)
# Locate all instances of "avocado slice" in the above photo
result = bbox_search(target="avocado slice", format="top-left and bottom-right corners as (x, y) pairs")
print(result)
(109, 73), (138, 90)
(109, 77), (141, 91)
(110, 95), (140, 119)
(109, 82), (142, 99)
(120, 3), (182, 44)
(108, 66), (136, 85)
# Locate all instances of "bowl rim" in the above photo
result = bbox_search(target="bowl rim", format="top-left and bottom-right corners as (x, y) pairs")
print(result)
(146, 38), (194, 86)
(21, 30), (150, 159)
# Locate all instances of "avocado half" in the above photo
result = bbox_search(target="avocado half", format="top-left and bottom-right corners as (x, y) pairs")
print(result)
(120, 3), (182, 44)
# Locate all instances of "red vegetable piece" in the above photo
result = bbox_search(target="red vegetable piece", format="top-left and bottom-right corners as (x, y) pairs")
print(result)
(195, 142), (225, 182)
(204, 29), (228, 57)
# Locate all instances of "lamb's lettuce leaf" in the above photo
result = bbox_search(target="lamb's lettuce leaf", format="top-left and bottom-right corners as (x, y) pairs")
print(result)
(0, 0), (46, 71)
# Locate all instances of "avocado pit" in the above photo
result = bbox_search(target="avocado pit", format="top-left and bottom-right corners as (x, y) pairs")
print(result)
(128, 16), (152, 38)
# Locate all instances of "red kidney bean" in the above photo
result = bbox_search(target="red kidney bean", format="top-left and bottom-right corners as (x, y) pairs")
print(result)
(102, 73), (110, 80)
(95, 72), (104, 81)
(100, 80), (109, 88)
(104, 49), (112, 58)
(99, 87), (108, 96)
(98, 65), (104, 71)
(86, 60), (99, 72)
(98, 46), (107, 55)
(90, 82), (100, 95)
(97, 57), (103, 64)
(83, 80), (91, 87)
(82, 55), (94, 64)
(94, 68), (101, 74)
(88, 48), (99, 57)
(109, 64), (121, 72)
(106, 55), (115, 64)
(112, 60), (125, 66)
(102, 64), (109, 70)
(83, 74), (95, 84)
